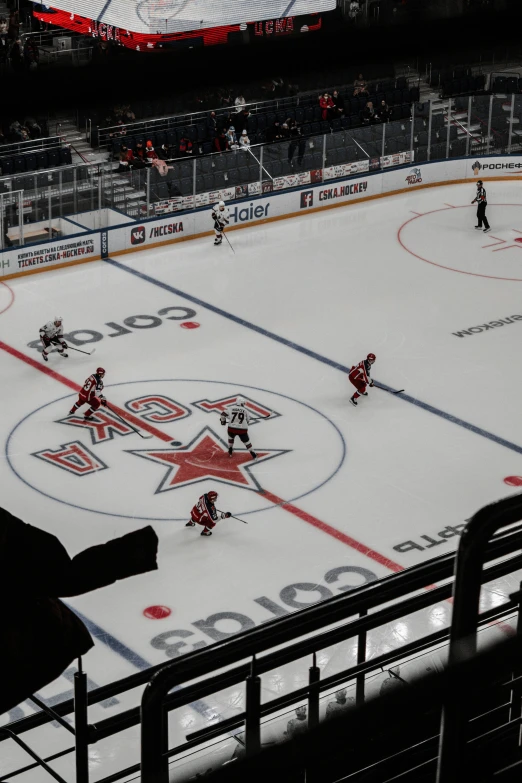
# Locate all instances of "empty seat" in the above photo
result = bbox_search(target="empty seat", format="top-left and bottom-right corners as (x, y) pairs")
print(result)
(13, 156), (26, 173)
(47, 150), (60, 168)
(152, 182), (170, 200)
(59, 147), (72, 166)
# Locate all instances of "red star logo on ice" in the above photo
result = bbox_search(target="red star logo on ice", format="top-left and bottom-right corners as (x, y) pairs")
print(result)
(128, 426), (289, 494)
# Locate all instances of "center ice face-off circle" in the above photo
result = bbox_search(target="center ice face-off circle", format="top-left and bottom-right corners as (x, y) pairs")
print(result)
(398, 204), (522, 282)
(6, 379), (345, 522)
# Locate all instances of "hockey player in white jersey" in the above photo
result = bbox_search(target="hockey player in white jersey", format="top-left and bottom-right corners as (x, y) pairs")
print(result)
(211, 200), (230, 246)
(39, 317), (68, 362)
(220, 397), (257, 459)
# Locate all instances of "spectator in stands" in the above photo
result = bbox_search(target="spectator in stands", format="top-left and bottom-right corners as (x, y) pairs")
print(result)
(7, 10), (19, 40)
(226, 125), (238, 150)
(122, 104), (136, 122)
(331, 90), (345, 117)
(117, 144), (135, 172)
(134, 141), (148, 167)
(145, 140), (158, 163)
(24, 38), (39, 70)
(2, 225), (13, 247)
(361, 101), (376, 124)
(380, 668), (406, 696)
(234, 94), (246, 112)
(280, 122), (290, 140)
(376, 100), (391, 122)
(214, 130), (228, 153)
(158, 142), (172, 160)
(236, 108), (250, 134)
(288, 120), (305, 166)
(319, 92), (335, 121)
(24, 116), (42, 139)
(285, 706), (308, 739)
(220, 88), (233, 108)
(325, 689), (355, 720)
(353, 72), (368, 96)
(266, 120), (283, 143)
(9, 119), (29, 141)
(348, 0), (361, 20)
(178, 135), (193, 156)
(207, 111), (218, 136)
(0, 18), (7, 63)
(10, 38), (24, 72)
(239, 129), (250, 150)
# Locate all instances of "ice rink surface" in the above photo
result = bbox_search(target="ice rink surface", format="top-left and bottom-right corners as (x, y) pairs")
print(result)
(2, 181), (522, 779)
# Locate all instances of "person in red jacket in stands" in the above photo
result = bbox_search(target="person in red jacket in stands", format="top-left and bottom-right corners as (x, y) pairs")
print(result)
(145, 140), (158, 162)
(118, 144), (135, 172)
(319, 92), (334, 121)
(178, 136), (193, 156)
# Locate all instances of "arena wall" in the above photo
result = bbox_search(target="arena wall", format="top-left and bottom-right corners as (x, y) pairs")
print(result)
(2, 155), (521, 280)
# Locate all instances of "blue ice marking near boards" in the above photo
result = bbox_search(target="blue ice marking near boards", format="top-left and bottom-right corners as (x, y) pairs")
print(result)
(70, 605), (222, 721)
(105, 256), (522, 457)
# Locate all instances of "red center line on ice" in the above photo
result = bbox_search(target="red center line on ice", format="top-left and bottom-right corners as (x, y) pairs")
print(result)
(0, 339), (408, 571)
(0, 340), (173, 443)
(261, 489), (405, 572)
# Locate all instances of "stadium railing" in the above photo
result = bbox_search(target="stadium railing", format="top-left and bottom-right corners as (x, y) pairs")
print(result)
(2, 498), (522, 782)
(0, 92), (520, 250)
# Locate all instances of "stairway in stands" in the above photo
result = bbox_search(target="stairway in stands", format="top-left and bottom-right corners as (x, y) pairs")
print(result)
(54, 115), (147, 216)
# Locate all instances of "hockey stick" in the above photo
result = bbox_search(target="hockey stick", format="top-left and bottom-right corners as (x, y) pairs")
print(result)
(107, 404), (153, 439)
(223, 230), (235, 255)
(373, 384), (405, 394)
(217, 508), (248, 524)
(66, 345), (96, 356)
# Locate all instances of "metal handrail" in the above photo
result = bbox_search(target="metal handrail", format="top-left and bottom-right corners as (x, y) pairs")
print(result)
(96, 75), (416, 143)
(437, 493), (522, 782)
(4, 521), (522, 746)
(0, 135), (60, 159)
(140, 523), (522, 781)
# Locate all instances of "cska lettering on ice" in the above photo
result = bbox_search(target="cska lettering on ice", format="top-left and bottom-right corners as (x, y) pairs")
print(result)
(319, 182), (368, 201)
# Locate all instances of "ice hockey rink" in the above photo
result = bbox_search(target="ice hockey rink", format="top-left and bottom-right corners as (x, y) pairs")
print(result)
(2, 179), (522, 780)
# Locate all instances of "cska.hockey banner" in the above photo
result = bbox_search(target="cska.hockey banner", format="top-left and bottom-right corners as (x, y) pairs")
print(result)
(3, 155), (522, 278)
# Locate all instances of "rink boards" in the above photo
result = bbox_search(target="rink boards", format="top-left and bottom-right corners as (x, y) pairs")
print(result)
(1, 154), (521, 280)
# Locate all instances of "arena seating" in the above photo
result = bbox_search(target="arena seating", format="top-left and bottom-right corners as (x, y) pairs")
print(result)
(0, 138), (72, 177)
(101, 80), (421, 160)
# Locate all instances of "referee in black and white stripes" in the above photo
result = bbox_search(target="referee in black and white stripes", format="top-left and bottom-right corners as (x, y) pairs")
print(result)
(472, 180), (491, 233)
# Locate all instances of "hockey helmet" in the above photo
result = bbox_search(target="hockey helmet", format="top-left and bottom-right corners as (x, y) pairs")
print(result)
(54, 316), (63, 325)
(477, 180), (483, 187)
(96, 367), (106, 377)
(367, 353), (376, 364)
(208, 491), (218, 502)
(218, 200), (225, 208)
(235, 396), (245, 406)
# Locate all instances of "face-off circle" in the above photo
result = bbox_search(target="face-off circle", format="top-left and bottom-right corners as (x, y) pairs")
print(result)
(6, 379), (346, 522)
(398, 204), (522, 282)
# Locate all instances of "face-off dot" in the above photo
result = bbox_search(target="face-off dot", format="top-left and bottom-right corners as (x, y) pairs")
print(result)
(143, 605), (172, 620)
(181, 322), (200, 329)
(503, 476), (522, 487)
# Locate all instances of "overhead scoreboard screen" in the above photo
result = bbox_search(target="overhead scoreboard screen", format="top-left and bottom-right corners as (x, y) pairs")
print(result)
(32, 0), (336, 49)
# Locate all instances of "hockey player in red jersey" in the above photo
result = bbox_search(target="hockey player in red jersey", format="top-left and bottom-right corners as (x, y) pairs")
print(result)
(186, 491), (231, 536)
(69, 368), (107, 419)
(349, 353), (376, 406)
